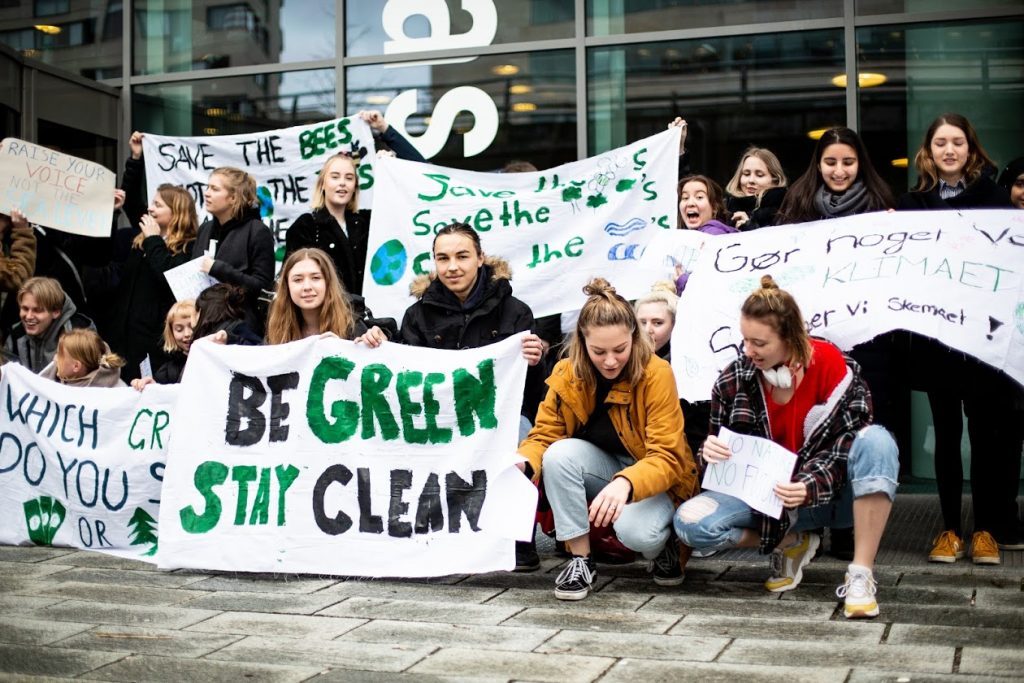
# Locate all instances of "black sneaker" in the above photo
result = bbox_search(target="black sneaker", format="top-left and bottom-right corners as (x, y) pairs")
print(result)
(650, 537), (684, 586)
(514, 540), (541, 572)
(554, 555), (596, 600)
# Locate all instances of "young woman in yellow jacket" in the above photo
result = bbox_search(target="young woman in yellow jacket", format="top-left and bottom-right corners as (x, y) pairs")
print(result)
(518, 278), (699, 600)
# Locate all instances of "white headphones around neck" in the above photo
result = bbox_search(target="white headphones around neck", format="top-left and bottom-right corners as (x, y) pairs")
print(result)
(761, 364), (795, 389)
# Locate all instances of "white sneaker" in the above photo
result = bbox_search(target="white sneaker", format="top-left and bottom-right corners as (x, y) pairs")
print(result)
(764, 532), (820, 592)
(836, 564), (879, 619)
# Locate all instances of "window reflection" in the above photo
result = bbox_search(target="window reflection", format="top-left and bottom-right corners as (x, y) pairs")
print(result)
(587, 0), (842, 36)
(589, 31), (846, 185)
(133, 70), (336, 136)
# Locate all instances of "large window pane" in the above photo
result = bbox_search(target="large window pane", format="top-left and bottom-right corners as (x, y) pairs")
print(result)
(346, 50), (577, 170)
(133, 69), (336, 136)
(133, 1), (334, 76)
(589, 31), (846, 185)
(587, 0), (842, 37)
(346, 0), (574, 58)
(858, 20), (1024, 196)
(857, 0), (1021, 15)
(0, 0), (122, 81)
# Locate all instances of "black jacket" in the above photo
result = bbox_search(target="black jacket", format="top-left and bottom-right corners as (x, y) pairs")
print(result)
(193, 207), (276, 330)
(398, 258), (534, 350)
(154, 350), (187, 384)
(726, 187), (787, 230)
(896, 175), (1010, 210)
(285, 208), (370, 296)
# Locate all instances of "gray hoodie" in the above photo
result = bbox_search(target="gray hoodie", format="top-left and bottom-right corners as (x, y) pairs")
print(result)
(4, 297), (96, 373)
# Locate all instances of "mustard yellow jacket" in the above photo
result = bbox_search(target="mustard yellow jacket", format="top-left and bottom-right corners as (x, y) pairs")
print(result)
(518, 356), (699, 504)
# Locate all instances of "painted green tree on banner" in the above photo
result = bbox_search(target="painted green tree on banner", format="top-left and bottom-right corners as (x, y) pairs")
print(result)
(128, 507), (158, 556)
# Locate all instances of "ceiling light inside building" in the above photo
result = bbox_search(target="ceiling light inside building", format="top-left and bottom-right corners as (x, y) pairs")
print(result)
(831, 72), (887, 88)
(492, 64), (519, 76)
(365, 95), (391, 105)
(205, 107), (227, 118)
(512, 102), (537, 112)
(34, 24), (61, 35)
(891, 158), (908, 168)
(807, 128), (829, 140)
(509, 84), (532, 95)
(204, 128), (218, 135)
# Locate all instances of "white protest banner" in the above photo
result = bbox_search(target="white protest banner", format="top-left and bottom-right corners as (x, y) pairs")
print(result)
(141, 116), (377, 244)
(0, 137), (116, 237)
(164, 257), (219, 301)
(0, 364), (175, 559)
(703, 427), (797, 519)
(362, 128), (681, 320)
(637, 227), (707, 286)
(158, 334), (537, 577)
(672, 210), (1024, 401)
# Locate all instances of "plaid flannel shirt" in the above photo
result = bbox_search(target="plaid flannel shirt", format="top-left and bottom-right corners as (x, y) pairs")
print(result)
(702, 341), (873, 553)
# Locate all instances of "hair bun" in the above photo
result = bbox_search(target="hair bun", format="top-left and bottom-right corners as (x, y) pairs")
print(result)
(582, 277), (614, 297)
(759, 275), (778, 290)
(650, 280), (676, 296)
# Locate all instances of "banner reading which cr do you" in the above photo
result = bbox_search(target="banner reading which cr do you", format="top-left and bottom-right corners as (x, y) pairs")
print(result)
(158, 334), (537, 577)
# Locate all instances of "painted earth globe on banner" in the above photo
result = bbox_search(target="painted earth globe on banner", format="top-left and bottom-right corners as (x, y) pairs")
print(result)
(370, 239), (408, 286)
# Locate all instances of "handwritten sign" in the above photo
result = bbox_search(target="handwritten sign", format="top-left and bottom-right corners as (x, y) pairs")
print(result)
(671, 210), (1024, 401)
(362, 128), (681, 320)
(702, 427), (797, 519)
(0, 364), (174, 558)
(157, 334), (537, 577)
(164, 257), (219, 302)
(0, 138), (116, 237)
(141, 117), (378, 246)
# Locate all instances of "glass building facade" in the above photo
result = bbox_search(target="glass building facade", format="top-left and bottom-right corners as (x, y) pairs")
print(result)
(1, 0), (1023, 475)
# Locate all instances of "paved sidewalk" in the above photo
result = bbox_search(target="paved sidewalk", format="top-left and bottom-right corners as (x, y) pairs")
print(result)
(1, 493), (1022, 682)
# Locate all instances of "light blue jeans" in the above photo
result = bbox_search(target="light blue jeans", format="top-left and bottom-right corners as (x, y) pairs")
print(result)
(674, 425), (899, 551)
(542, 438), (676, 559)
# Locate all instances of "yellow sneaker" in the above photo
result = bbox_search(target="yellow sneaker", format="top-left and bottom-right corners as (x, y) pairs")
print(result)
(928, 530), (965, 563)
(764, 532), (820, 592)
(971, 531), (1001, 565)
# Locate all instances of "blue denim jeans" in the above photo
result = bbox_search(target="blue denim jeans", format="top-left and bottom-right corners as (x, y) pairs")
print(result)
(674, 425), (899, 551)
(542, 438), (676, 559)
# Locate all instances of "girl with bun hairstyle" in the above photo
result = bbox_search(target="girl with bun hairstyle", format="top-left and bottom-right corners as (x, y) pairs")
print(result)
(41, 329), (126, 388)
(673, 276), (899, 619)
(518, 278), (699, 601)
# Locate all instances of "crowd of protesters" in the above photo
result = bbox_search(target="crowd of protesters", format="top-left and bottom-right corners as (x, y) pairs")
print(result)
(1, 110), (1021, 620)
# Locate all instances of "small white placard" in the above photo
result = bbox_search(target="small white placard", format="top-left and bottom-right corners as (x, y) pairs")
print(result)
(702, 427), (798, 519)
(164, 257), (218, 302)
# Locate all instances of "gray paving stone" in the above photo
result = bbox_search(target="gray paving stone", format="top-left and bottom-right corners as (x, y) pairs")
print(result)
(640, 594), (837, 620)
(184, 611), (365, 639)
(458, 569), (614, 593)
(207, 634), (434, 673)
(887, 623), (1024, 649)
(778, 582), (971, 607)
(0, 576), (34, 594)
(600, 659), (850, 682)
(183, 590), (344, 615)
(316, 596), (523, 626)
(719, 638), (955, 674)
(485, 586), (651, 610)
(880, 603), (1024, 629)
(305, 671), (480, 683)
(0, 643), (128, 677)
(0, 547), (75, 563)
(958, 646), (1024, 676)
(0, 560), (74, 579)
(847, 670), (1009, 682)
(972, 586), (1024, 609)
(186, 574), (341, 594)
(896, 571), (1019, 590)
(604, 576), (779, 601)
(408, 647), (615, 682)
(45, 567), (212, 589)
(80, 654), (320, 682)
(341, 619), (555, 652)
(20, 580), (208, 606)
(504, 606), (680, 634)
(320, 579), (503, 603)
(40, 551), (158, 571)
(31, 599), (220, 629)
(537, 629), (729, 662)
(0, 617), (95, 646)
(670, 614), (885, 643)
(0, 595), (65, 616)
(54, 625), (244, 657)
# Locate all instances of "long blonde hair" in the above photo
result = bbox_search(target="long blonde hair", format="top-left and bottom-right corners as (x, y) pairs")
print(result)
(567, 278), (651, 388)
(724, 147), (788, 202)
(311, 154), (360, 212)
(132, 184), (198, 255)
(57, 329), (125, 374)
(265, 248), (356, 344)
(911, 113), (995, 192)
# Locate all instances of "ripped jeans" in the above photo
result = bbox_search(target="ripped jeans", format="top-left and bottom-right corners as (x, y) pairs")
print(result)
(673, 425), (899, 551)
